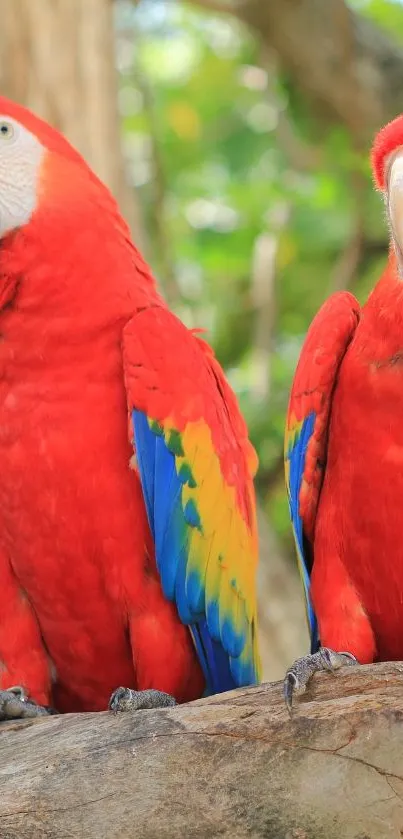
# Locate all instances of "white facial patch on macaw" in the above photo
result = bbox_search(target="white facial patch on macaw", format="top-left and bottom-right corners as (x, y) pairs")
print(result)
(387, 153), (403, 257)
(0, 116), (45, 238)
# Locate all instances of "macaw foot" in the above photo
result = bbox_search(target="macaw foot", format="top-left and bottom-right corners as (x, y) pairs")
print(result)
(108, 687), (177, 714)
(0, 685), (57, 721)
(283, 647), (358, 715)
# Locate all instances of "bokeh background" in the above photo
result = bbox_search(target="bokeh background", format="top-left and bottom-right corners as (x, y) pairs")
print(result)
(1, 0), (401, 681)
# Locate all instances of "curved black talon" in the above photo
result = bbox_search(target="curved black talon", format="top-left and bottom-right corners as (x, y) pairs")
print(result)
(283, 647), (357, 716)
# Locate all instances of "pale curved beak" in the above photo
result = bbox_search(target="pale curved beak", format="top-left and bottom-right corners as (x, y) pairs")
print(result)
(387, 153), (403, 259)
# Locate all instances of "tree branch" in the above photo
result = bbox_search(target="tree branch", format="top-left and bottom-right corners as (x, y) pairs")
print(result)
(329, 169), (367, 293)
(132, 62), (181, 304)
(249, 204), (290, 403)
(255, 450), (285, 494)
(184, 0), (403, 144)
(257, 505), (309, 680)
(3, 662), (403, 837)
(184, 0), (236, 14)
(0, 0), (147, 246)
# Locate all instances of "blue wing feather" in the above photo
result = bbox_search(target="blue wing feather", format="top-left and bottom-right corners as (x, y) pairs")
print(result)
(132, 409), (238, 694)
(192, 621), (236, 694)
(153, 435), (176, 555)
(285, 411), (319, 652)
(133, 410), (156, 539)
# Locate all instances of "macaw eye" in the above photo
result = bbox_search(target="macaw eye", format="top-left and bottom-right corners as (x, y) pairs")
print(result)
(0, 122), (15, 141)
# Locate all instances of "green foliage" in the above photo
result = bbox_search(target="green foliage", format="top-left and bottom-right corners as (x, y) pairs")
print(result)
(351, 0), (403, 36)
(116, 0), (396, 553)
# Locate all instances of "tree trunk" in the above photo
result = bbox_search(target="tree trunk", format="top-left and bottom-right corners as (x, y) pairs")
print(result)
(186, 0), (403, 145)
(1, 662), (403, 838)
(0, 0), (144, 243)
(257, 508), (309, 681)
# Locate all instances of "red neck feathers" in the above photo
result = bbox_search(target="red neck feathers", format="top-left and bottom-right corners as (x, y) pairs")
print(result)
(372, 115), (403, 190)
(0, 152), (162, 333)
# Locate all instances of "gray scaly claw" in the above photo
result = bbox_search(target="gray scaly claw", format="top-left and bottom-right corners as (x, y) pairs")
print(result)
(283, 647), (357, 715)
(0, 685), (57, 721)
(108, 687), (177, 714)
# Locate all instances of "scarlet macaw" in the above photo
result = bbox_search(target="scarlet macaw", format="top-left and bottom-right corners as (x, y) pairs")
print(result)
(283, 115), (403, 710)
(0, 97), (260, 720)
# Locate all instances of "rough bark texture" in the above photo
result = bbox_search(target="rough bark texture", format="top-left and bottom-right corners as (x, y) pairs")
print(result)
(0, 0), (144, 242)
(2, 662), (403, 838)
(188, 0), (403, 144)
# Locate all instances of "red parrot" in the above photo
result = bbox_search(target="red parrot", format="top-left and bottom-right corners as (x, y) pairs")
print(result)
(283, 115), (403, 710)
(0, 97), (260, 721)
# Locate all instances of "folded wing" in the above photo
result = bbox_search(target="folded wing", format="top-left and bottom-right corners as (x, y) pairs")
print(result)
(284, 292), (360, 650)
(123, 306), (261, 694)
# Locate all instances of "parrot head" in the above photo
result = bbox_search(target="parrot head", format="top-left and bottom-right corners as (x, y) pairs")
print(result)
(0, 96), (106, 240)
(372, 115), (403, 268)
(0, 96), (157, 317)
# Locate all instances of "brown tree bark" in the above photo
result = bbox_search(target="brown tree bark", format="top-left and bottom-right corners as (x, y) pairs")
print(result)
(0, 0), (145, 243)
(257, 509), (309, 682)
(1, 662), (403, 838)
(185, 0), (403, 145)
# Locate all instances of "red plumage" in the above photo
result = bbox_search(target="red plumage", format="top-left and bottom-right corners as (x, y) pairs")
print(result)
(286, 115), (403, 665)
(0, 168), (203, 711)
(371, 114), (403, 190)
(0, 98), (260, 712)
(313, 259), (403, 662)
